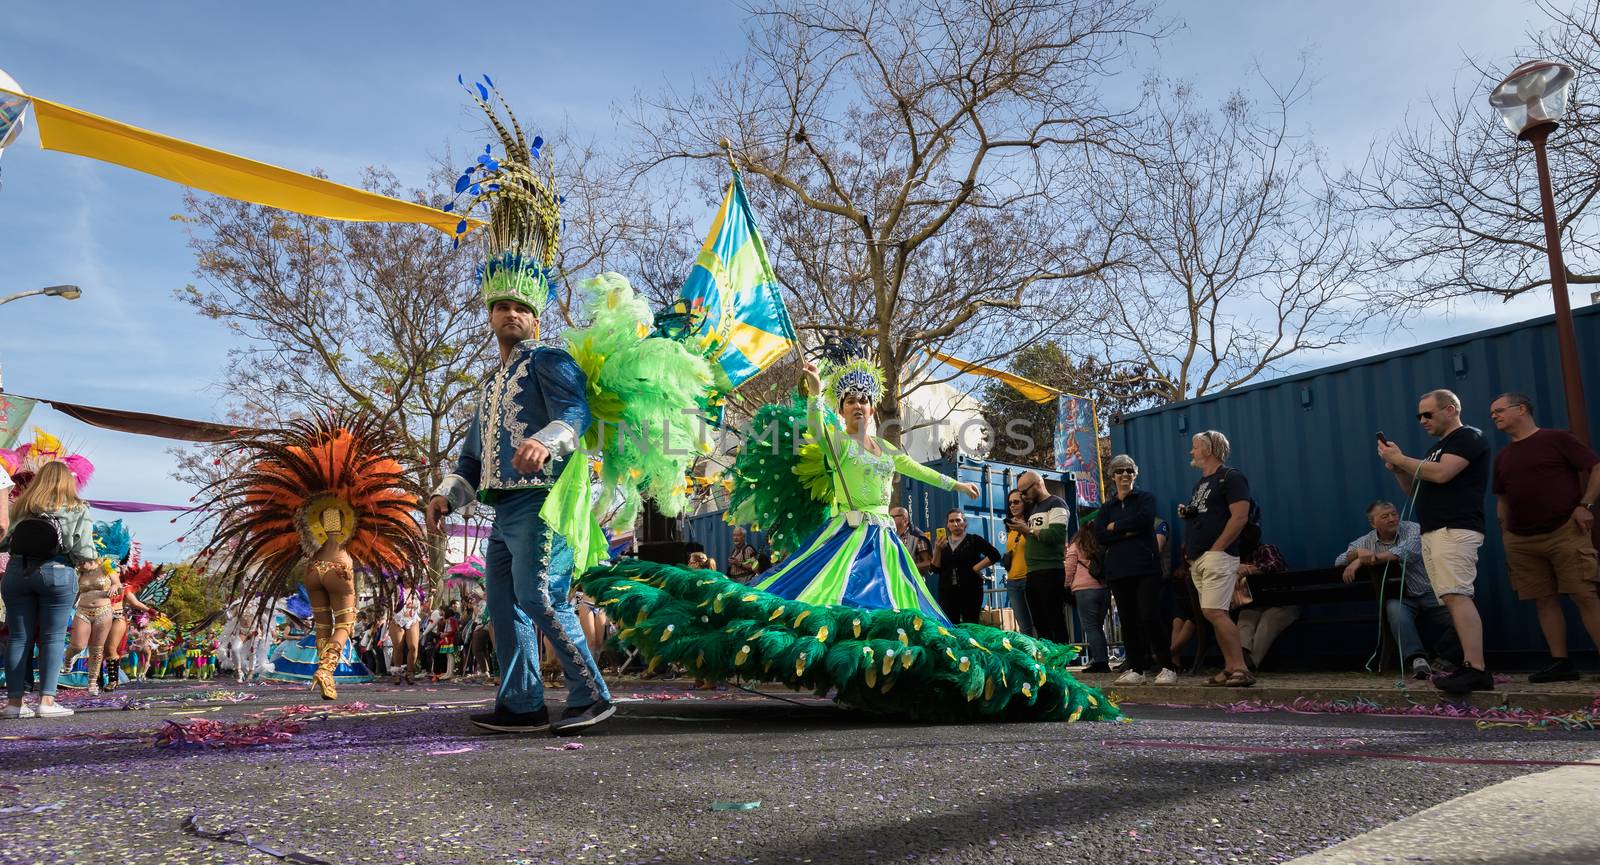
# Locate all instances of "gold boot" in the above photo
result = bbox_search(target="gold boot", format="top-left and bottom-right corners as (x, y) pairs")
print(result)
(310, 615), (337, 700)
(313, 637), (339, 700)
(86, 648), (105, 696)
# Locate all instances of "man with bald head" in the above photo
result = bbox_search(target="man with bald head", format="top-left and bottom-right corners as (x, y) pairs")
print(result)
(1009, 471), (1071, 642)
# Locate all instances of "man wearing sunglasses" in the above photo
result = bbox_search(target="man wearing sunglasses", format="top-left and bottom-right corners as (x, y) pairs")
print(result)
(1377, 389), (1492, 693)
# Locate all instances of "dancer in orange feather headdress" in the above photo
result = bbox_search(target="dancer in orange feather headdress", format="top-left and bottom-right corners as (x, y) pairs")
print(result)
(195, 410), (429, 700)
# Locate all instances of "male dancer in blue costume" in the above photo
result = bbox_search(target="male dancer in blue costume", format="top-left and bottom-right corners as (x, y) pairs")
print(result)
(426, 293), (614, 734)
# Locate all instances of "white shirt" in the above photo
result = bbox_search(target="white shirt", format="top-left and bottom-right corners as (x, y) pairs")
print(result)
(0, 467), (13, 493)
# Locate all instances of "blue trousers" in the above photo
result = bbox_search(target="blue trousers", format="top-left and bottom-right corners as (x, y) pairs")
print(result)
(1385, 593), (1461, 666)
(1005, 579), (1034, 636)
(484, 490), (609, 713)
(1073, 587), (1111, 666)
(3, 557), (75, 699)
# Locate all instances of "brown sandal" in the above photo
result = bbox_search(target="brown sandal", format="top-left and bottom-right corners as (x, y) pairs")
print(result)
(1224, 670), (1256, 687)
(1202, 671), (1231, 687)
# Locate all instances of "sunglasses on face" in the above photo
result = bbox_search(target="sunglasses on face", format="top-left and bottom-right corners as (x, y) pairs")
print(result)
(1416, 411), (1434, 420)
(1111, 468), (1135, 476)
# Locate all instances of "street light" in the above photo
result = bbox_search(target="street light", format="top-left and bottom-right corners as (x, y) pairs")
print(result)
(0, 284), (82, 306)
(1490, 60), (1590, 443)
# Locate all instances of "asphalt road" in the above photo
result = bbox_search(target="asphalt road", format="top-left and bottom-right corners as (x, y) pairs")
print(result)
(1, 679), (1596, 865)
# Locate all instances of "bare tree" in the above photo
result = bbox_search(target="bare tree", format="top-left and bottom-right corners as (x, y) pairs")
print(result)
(1090, 70), (1373, 403)
(1346, 1), (1600, 303)
(627, 0), (1164, 445)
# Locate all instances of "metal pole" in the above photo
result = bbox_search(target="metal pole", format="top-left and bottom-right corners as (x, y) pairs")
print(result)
(1525, 123), (1592, 444)
(0, 288), (47, 306)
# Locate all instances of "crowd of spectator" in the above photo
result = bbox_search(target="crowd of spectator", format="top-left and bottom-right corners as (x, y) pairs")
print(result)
(898, 386), (1600, 694)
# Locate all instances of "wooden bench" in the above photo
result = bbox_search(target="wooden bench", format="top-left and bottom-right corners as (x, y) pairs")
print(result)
(1185, 564), (1405, 672)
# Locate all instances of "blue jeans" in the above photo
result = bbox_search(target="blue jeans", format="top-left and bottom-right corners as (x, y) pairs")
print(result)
(1005, 580), (1034, 636)
(1385, 593), (1461, 665)
(485, 490), (610, 713)
(3, 557), (76, 699)
(1073, 587), (1111, 666)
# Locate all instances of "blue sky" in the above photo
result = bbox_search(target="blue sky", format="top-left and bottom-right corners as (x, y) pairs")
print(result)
(0, 1), (1561, 553)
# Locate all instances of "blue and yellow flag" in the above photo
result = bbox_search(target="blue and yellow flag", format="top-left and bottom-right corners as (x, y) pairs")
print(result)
(670, 171), (797, 392)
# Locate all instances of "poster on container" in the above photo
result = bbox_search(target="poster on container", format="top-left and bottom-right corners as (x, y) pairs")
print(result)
(1053, 394), (1103, 507)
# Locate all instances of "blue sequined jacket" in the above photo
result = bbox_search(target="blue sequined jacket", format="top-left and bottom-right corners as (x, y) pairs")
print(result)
(433, 341), (591, 509)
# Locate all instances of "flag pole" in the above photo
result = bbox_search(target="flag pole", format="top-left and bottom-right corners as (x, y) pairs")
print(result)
(718, 137), (739, 173)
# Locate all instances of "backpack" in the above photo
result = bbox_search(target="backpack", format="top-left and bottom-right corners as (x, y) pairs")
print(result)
(3, 513), (66, 560)
(1220, 470), (1262, 560)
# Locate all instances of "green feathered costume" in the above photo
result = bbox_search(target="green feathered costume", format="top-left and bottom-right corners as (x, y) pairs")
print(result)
(573, 343), (1121, 723)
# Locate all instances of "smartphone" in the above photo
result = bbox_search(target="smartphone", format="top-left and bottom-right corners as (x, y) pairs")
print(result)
(1376, 431), (1389, 445)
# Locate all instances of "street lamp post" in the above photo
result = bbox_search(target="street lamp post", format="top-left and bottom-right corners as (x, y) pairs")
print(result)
(0, 284), (82, 306)
(1490, 60), (1591, 443)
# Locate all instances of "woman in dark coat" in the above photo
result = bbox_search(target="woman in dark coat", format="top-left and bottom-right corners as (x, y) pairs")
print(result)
(1096, 454), (1176, 685)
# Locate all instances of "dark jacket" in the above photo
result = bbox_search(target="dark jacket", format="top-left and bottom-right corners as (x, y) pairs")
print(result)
(1095, 488), (1163, 581)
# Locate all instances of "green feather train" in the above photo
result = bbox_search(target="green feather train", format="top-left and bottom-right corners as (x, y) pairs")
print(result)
(577, 559), (1124, 723)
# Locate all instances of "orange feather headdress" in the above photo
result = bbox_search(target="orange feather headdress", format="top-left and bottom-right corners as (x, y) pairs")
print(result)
(194, 410), (429, 613)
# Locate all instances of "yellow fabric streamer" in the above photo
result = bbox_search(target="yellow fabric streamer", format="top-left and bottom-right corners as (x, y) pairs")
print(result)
(925, 349), (1060, 405)
(8, 89), (479, 235)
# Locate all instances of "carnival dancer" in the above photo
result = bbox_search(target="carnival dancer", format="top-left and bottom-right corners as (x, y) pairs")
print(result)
(194, 411), (429, 700)
(388, 585), (424, 684)
(425, 80), (615, 736)
(752, 355), (980, 620)
(578, 343), (1123, 723)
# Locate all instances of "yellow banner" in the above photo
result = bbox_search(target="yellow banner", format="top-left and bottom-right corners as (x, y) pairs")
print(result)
(9, 89), (478, 235)
(926, 349), (1060, 405)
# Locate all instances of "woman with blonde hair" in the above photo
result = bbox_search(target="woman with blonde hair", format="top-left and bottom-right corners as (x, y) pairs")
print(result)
(1, 461), (97, 718)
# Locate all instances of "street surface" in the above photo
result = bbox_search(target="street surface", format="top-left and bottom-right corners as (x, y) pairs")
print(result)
(1, 678), (1596, 865)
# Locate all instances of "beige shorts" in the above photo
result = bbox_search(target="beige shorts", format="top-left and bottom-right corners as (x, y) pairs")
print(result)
(1190, 550), (1240, 611)
(1503, 520), (1600, 601)
(1420, 528), (1483, 599)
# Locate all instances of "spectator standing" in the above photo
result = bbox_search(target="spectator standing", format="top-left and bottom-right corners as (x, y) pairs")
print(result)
(1489, 392), (1600, 683)
(891, 507), (936, 601)
(726, 526), (761, 584)
(931, 510), (1000, 625)
(1000, 492), (1035, 635)
(1378, 389), (1493, 693)
(1065, 526), (1110, 672)
(1181, 431), (1255, 687)
(1099, 454), (1177, 684)
(1, 461), (94, 719)
(1233, 542), (1292, 670)
(1337, 500), (1460, 679)
(1010, 471), (1069, 642)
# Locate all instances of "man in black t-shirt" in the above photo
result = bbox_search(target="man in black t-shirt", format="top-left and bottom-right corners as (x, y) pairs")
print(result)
(1180, 430), (1254, 686)
(1378, 388), (1493, 694)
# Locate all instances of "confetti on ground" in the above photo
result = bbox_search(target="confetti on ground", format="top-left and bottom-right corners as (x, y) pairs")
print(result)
(542, 742), (586, 751)
(427, 746), (476, 755)
(1132, 693), (1600, 731)
(710, 800), (761, 811)
(155, 717), (304, 749)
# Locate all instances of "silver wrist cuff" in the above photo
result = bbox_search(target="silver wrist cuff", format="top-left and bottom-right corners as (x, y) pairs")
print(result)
(433, 474), (477, 511)
(529, 421), (580, 459)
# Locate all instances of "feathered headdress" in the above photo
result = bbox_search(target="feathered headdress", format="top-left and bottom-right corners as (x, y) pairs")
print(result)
(1, 428), (94, 499)
(444, 74), (561, 316)
(94, 520), (133, 568)
(193, 410), (430, 617)
(817, 337), (885, 407)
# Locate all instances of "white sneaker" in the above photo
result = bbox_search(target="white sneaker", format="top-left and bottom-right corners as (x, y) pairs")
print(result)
(1, 704), (35, 719)
(1113, 670), (1147, 685)
(36, 703), (74, 718)
(1153, 668), (1179, 685)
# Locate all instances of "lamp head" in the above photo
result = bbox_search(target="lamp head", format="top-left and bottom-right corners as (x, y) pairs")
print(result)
(1490, 60), (1576, 139)
(42, 285), (82, 300)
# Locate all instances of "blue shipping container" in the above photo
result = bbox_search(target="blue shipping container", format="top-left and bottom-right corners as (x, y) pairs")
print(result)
(1111, 304), (1600, 659)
